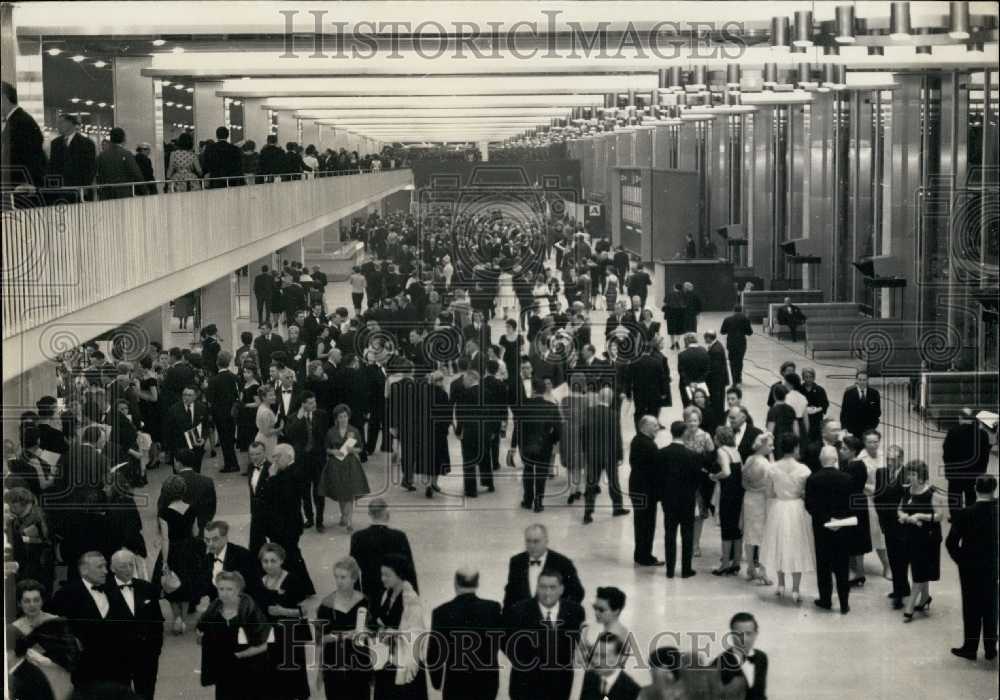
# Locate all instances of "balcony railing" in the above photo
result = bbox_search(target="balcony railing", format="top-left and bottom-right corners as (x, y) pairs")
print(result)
(1, 168), (412, 341)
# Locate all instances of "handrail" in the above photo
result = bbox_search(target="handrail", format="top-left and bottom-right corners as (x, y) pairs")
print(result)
(2, 167), (395, 209)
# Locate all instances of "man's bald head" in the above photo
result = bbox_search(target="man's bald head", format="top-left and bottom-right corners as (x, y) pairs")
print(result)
(638, 415), (659, 437)
(819, 445), (839, 467)
(454, 566), (480, 590)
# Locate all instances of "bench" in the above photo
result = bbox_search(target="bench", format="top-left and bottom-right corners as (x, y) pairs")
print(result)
(766, 302), (865, 337)
(742, 289), (823, 324)
(920, 371), (1000, 428)
(804, 318), (917, 359)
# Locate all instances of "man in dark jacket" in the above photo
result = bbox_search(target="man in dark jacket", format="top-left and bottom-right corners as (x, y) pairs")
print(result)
(134, 143), (158, 195)
(106, 548), (165, 700)
(704, 331), (730, 425)
(349, 498), (417, 604)
(1, 80), (46, 197)
(629, 416), (663, 566)
(48, 112), (96, 197)
(838, 370), (881, 439)
(256, 135), (286, 181)
(95, 127), (143, 200)
(719, 305), (753, 385)
(429, 568), (504, 700)
(658, 421), (702, 578)
(583, 387), (628, 524)
(677, 333), (710, 408)
(253, 266), (274, 324)
(942, 408), (993, 515)
(204, 353), (240, 473)
(201, 126), (243, 187)
(502, 523), (584, 615)
(805, 440), (854, 614)
(626, 347), (671, 432)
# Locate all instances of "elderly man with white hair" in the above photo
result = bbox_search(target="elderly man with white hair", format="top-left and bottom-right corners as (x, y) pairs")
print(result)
(259, 443), (316, 595)
(106, 549), (164, 700)
(805, 439), (856, 614)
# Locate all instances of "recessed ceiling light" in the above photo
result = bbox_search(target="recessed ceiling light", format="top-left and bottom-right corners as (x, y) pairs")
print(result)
(174, 83), (184, 90)
(93, 60), (107, 68)
(84, 100), (94, 106)
(185, 87), (193, 93)
(97, 102), (106, 108)
(165, 101), (174, 106)
(47, 48), (62, 56)
(152, 39), (167, 47)
(241, 76), (252, 81)
(71, 55), (85, 63)
(171, 46), (185, 54)
(184, 105), (192, 110)
(161, 80), (171, 87)
(70, 97), (80, 103)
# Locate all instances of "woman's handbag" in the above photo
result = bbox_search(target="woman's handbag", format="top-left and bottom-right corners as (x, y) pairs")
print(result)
(161, 568), (182, 594)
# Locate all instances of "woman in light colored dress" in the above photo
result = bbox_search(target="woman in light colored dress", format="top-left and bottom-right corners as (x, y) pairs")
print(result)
(166, 132), (203, 192)
(759, 432), (815, 603)
(254, 384), (280, 459)
(321, 403), (370, 531)
(860, 430), (892, 579)
(680, 405), (716, 558)
(532, 273), (551, 318)
(742, 432), (774, 586)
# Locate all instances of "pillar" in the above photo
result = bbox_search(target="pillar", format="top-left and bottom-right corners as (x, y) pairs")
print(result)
(113, 57), (164, 188)
(199, 273), (239, 356)
(301, 119), (320, 150)
(479, 140), (489, 161)
(243, 98), (272, 149)
(275, 110), (294, 145)
(193, 80), (225, 145)
(1, 3), (17, 88)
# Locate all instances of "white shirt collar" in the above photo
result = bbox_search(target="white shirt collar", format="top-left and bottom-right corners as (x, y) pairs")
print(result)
(600, 669), (621, 693)
(539, 599), (560, 620)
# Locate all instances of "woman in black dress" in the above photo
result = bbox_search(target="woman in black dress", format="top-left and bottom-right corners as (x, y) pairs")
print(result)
(316, 556), (372, 700)
(898, 460), (945, 622)
(237, 365), (261, 455)
(839, 435), (873, 587)
(137, 355), (162, 466)
(710, 425), (744, 576)
(498, 319), (524, 406)
(255, 543), (312, 699)
(662, 283), (687, 350)
(370, 554), (428, 700)
(198, 570), (271, 700)
(691, 389), (718, 440)
(387, 362), (421, 492)
(765, 385), (798, 457)
(152, 474), (200, 635)
(416, 372), (452, 498)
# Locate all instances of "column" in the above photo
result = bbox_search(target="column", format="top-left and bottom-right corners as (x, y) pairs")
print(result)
(193, 80), (226, 144)
(242, 98), (272, 148)
(479, 141), (490, 161)
(274, 110), (294, 145)
(199, 273), (238, 356)
(113, 57), (164, 187)
(1, 4), (16, 87)
(301, 119), (320, 149)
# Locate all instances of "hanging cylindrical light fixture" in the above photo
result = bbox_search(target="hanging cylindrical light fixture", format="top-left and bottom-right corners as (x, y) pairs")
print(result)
(915, 27), (932, 55)
(797, 63), (817, 88)
(771, 16), (790, 51)
(835, 5), (856, 44)
(869, 29), (887, 55)
(658, 69), (669, 89)
(949, 1), (971, 40)
(763, 62), (779, 89)
(793, 10), (814, 47)
(890, 2), (912, 41)
(690, 66), (707, 90)
(726, 64), (741, 88)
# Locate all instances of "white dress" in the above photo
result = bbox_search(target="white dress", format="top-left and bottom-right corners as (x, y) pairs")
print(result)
(760, 458), (816, 574)
(861, 451), (886, 550)
(532, 283), (551, 318)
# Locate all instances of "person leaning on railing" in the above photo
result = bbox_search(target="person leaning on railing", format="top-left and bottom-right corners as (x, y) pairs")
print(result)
(167, 131), (203, 192)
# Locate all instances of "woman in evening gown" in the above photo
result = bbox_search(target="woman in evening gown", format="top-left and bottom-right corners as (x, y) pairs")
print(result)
(710, 425), (744, 576)
(370, 554), (428, 700)
(316, 556), (372, 700)
(254, 543), (312, 700)
(741, 432), (774, 585)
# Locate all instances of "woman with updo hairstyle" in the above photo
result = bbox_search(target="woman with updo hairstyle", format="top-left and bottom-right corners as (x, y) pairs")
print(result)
(710, 425), (744, 576)
(152, 474), (199, 634)
(320, 403), (369, 531)
(197, 570), (270, 700)
(167, 131), (203, 192)
(681, 404), (715, 558)
(13, 579), (78, 698)
(254, 383), (279, 459)
(898, 460), (946, 622)
(316, 556), (372, 700)
(370, 553), (428, 700)
(840, 434), (873, 586)
(255, 543), (312, 699)
(742, 432), (775, 585)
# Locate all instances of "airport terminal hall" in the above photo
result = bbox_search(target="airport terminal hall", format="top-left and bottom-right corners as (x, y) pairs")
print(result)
(3, 2), (1000, 699)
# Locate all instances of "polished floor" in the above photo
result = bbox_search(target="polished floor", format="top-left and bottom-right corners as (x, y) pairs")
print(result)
(136, 276), (997, 700)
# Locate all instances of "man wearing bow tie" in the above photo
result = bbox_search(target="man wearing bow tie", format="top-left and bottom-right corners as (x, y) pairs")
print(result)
(198, 520), (257, 604)
(246, 441), (272, 556)
(285, 392), (330, 531)
(502, 524), (585, 615)
(164, 385), (209, 471)
(48, 552), (116, 689)
(274, 369), (303, 436)
(580, 632), (641, 700)
(715, 612), (769, 700)
(106, 549), (164, 700)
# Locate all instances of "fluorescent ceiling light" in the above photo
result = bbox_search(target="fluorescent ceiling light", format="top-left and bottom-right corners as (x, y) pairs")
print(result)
(298, 107), (568, 120)
(264, 96), (604, 110)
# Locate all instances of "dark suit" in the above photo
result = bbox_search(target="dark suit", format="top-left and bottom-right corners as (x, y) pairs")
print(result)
(160, 362), (196, 419)
(706, 341), (730, 424)
(736, 425), (764, 465)
(580, 670), (641, 700)
(259, 467), (314, 594)
(838, 386), (881, 439)
(247, 460), (272, 556)
(455, 381), (493, 496)
(502, 549), (584, 615)
(720, 312), (753, 384)
(253, 274), (274, 323)
(805, 466), (854, 610)
(364, 363), (388, 453)
(48, 132), (97, 191)
(677, 346), (710, 407)
(202, 139), (243, 187)
(158, 467), (217, 537)
(164, 400), (210, 469)
(1, 105), (46, 192)
(106, 577), (164, 700)
(717, 648), (769, 700)
(517, 396), (562, 509)
(505, 597), (585, 700)
(349, 523), (416, 605)
(942, 422), (992, 515)
(10, 658), (55, 700)
(252, 332), (284, 373)
(200, 542), (257, 601)
(583, 402), (624, 515)
(658, 443), (702, 576)
(873, 464), (911, 600)
(205, 370), (240, 471)
(284, 409), (329, 524)
(628, 433), (661, 565)
(627, 352), (671, 431)
(274, 387), (303, 434)
(777, 303), (806, 341)
(95, 143), (143, 199)
(428, 593), (504, 700)
(946, 500), (999, 656)
(49, 578), (115, 687)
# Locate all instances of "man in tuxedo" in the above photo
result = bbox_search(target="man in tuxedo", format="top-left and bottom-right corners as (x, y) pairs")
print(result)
(1, 80), (47, 195)
(253, 268), (274, 324)
(629, 416), (663, 567)
(805, 442), (854, 614)
(47, 112), (96, 196)
(658, 421), (702, 578)
(364, 355), (389, 454)
(800, 368), (830, 443)
(516, 380), (562, 512)
(677, 333), (709, 408)
(48, 424), (109, 517)
(942, 408), (993, 515)
(715, 612), (769, 700)
(719, 305), (753, 385)
(874, 445), (911, 607)
(776, 297), (807, 341)
(583, 388), (629, 524)
(48, 551), (115, 689)
(580, 632), (642, 700)
(7, 625), (55, 700)
(626, 348), (671, 432)
(253, 321), (283, 372)
(164, 385), (209, 470)
(199, 520), (257, 602)
(302, 301), (327, 349)
(261, 444), (315, 595)
(454, 369), (494, 497)
(205, 353), (240, 473)
(202, 126), (243, 187)
(703, 331), (730, 425)
(160, 449), (217, 537)
(947, 475), (999, 661)
(463, 310), (493, 350)
(612, 245), (631, 281)
(502, 524), (584, 615)
(284, 391), (329, 530)
(483, 360), (508, 475)
(160, 347), (195, 438)
(728, 406), (762, 465)
(681, 282), (702, 333)
(246, 441), (271, 556)
(349, 498), (417, 605)
(504, 568), (585, 700)
(106, 549), (164, 700)
(838, 370), (881, 439)
(428, 567), (504, 700)
(274, 368), (302, 436)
